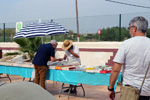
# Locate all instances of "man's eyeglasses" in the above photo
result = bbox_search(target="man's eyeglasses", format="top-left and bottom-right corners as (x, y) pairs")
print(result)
(128, 26), (135, 30)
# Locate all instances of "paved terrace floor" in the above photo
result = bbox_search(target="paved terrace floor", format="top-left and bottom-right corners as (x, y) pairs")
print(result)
(0, 74), (121, 100)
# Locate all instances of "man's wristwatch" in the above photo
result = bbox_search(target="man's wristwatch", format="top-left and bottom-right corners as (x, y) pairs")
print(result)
(108, 86), (114, 91)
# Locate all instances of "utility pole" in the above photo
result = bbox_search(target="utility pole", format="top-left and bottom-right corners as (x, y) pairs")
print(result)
(75, 0), (79, 42)
(119, 14), (121, 41)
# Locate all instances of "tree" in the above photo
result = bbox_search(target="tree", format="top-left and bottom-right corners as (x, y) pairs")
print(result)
(79, 35), (86, 41)
(68, 30), (74, 39)
(146, 28), (150, 38)
(14, 37), (42, 60)
(94, 27), (131, 41)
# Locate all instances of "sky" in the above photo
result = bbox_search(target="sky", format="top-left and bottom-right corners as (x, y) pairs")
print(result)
(0, 0), (150, 23)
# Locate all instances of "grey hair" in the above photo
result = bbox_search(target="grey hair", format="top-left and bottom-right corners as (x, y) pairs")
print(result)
(129, 16), (148, 33)
(50, 40), (58, 45)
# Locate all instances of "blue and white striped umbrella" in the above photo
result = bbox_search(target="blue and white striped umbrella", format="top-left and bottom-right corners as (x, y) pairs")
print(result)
(13, 22), (68, 39)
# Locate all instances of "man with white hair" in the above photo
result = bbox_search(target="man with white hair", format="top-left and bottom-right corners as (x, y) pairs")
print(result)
(108, 16), (150, 100)
(33, 40), (63, 89)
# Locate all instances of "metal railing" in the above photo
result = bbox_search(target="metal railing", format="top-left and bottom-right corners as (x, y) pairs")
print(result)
(0, 12), (150, 42)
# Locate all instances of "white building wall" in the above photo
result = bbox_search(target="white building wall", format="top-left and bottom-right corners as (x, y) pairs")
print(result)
(0, 42), (122, 66)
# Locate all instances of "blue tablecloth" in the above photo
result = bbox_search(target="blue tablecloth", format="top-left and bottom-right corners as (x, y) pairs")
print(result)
(0, 65), (33, 78)
(0, 65), (122, 89)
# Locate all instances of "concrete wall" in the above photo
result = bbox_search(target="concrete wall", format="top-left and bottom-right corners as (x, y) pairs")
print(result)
(0, 42), (122, 66)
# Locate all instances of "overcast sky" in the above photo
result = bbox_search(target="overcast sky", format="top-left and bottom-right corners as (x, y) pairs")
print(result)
(0, 0), (150, 23)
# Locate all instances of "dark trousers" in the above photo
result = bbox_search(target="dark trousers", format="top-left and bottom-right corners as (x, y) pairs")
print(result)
(34, 64), (47, 89)
(139, 96), (150, 100)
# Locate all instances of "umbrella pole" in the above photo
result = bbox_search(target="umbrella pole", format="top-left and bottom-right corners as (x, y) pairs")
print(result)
(41, 37), (43, 44)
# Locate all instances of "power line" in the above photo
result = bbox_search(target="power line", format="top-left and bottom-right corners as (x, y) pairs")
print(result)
(105, 0), (150, 9)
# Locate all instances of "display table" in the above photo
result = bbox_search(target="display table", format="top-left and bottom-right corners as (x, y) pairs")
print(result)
(0, 65), (33, 78)
(0, 65), (122, 89)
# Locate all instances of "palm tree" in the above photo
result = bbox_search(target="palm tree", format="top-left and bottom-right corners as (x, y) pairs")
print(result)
(14, 37), (42, 60)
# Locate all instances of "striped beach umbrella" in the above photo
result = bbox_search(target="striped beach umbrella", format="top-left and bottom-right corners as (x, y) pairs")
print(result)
(13, 22), (68, 39)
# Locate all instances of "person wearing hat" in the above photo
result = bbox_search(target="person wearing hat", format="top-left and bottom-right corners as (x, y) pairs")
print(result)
(33, 40), (63, 89)
(62, 40), (81, 93)
(62, 40), (81, 64)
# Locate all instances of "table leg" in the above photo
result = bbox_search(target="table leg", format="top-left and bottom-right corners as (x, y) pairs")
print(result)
(7, 74), (11, 83)
(80, 84), (85, 96)
(59, 83), (64, 97)
(23, 77), (25, 81)
(68, 85), (72, 99)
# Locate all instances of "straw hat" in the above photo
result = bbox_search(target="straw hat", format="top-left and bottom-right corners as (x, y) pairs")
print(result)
(62, 40), (73, 50)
